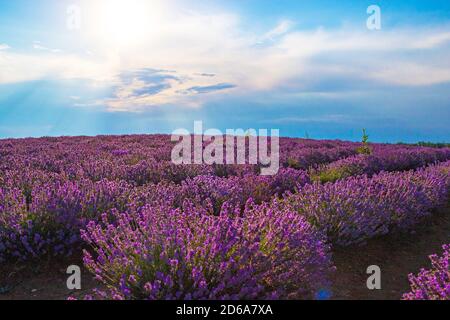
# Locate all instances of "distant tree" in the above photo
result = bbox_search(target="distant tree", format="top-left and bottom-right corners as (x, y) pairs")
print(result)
(362, 129), (369, 144)
(356, 128), (372, 155)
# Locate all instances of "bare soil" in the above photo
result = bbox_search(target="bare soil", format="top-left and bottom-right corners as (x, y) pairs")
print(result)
(331, 208), (450, 300)
(0, 256), (100, 300)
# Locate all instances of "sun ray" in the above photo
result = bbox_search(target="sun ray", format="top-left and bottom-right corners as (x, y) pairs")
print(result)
(89, 0), (162, 47)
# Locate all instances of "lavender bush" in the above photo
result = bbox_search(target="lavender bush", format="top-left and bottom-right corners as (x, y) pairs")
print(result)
(314, 147), (450, 183)
(81, 203), (333, 300)
(403, 244), (450, 300)
(282, 161), (450, 246)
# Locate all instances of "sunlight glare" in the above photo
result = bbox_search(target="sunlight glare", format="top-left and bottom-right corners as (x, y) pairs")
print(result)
(95, 0), (159, 47)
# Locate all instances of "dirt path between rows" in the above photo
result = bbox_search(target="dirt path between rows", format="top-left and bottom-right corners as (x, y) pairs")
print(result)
(331, 207), (450, 300)
(0, 255), (98, 300)
(1, 207), (449, 300)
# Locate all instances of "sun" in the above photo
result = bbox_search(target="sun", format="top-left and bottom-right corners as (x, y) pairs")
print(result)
(92, 0), (160, 47)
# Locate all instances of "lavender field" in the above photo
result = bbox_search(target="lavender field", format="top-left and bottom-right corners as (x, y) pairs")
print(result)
(0, 135), (449, 300)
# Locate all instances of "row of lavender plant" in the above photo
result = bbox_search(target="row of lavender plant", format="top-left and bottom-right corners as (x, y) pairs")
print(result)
(162, 147), (450, 216)
(314, 147), (450, 183)
(281, 161), (450, 246)
(0, 178), (132, 261)
(80, 203), (334, 300)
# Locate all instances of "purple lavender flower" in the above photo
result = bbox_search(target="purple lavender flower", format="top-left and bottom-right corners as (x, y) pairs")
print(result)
(403, 244), (450, 300)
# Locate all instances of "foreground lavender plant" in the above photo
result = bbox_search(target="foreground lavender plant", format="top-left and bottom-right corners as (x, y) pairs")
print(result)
(81, 203), (333, 300)
(403, 244), (450, 300)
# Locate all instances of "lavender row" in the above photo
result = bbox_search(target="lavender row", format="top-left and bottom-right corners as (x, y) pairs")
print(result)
(281, 161), (450, 246)
(80, 203), (333, 300)
(314, 147), (450, 183)
(0, 179), (132, 261)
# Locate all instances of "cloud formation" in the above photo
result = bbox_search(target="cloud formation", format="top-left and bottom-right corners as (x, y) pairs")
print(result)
(102, 69), (237, 111)
(32, 41), (63, 53)
(1, 2), (450, 111)
(184, 83), (237, 94)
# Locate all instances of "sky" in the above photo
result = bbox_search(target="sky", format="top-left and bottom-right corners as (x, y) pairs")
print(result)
(1, 0), (450, 142)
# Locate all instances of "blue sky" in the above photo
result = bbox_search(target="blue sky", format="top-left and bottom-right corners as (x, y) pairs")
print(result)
(1, 0), (450, 142)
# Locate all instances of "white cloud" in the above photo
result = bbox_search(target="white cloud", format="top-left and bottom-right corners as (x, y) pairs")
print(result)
(260, 20), (294, 42)
(0, 49), (120, 84)
(32, 41), (63, 53)
(410, 31), (450, 49)
(102, 70), (237, 112)
(1, 2), (450, 111)
(0, 44), (10, 50)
